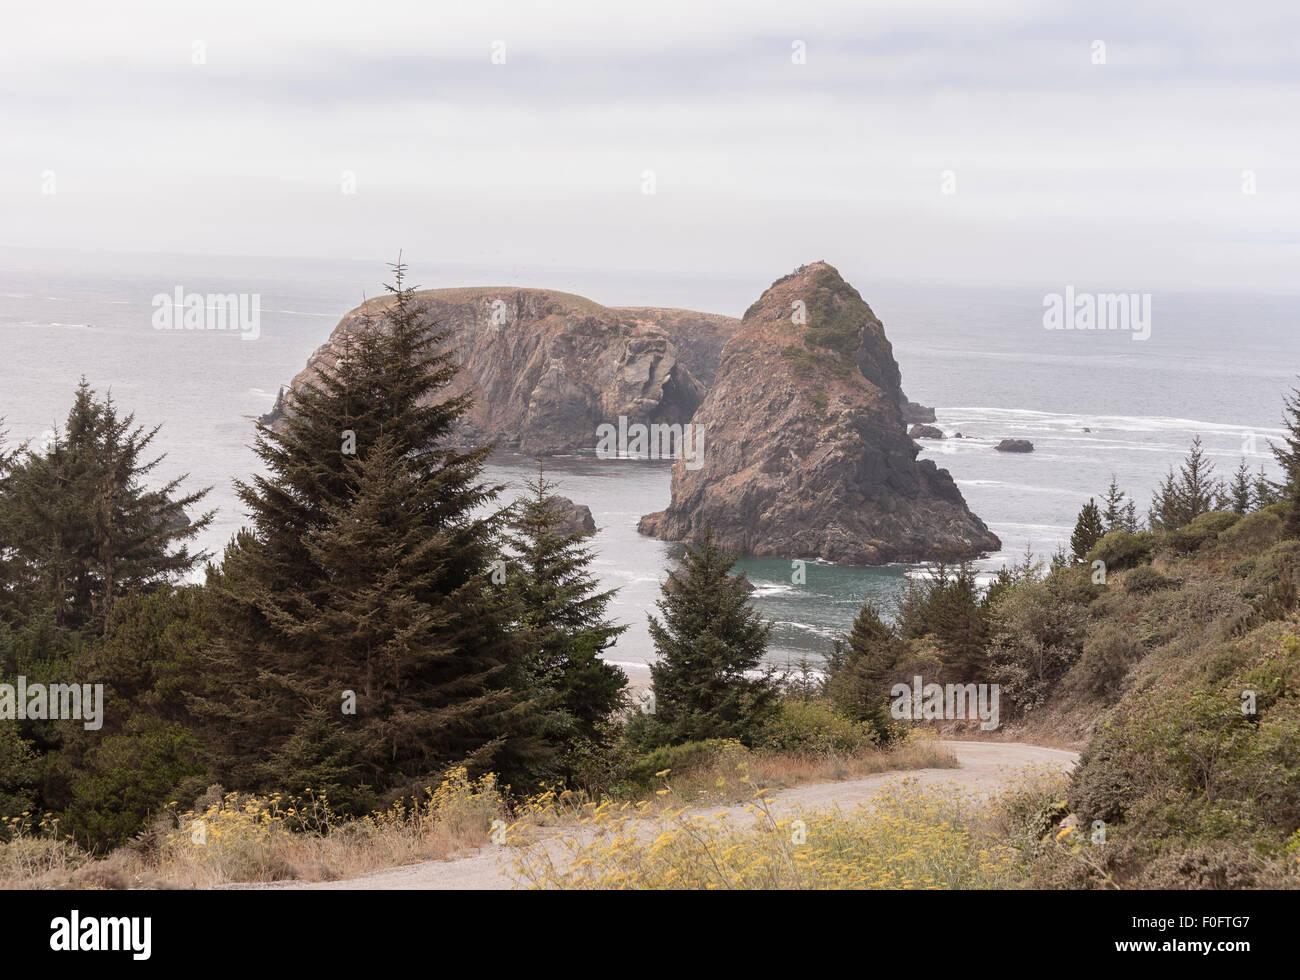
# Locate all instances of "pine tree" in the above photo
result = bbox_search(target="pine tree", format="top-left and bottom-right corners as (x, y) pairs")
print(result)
(0, 383), (211, 637)
(1123, 498), (1140, 533)
(896, 561), (986, 677)
(1254, 466), (1281, 510)
(1100, 476), (1139, 533)
(1148, 470), (1181, 531)
(501, 466), (628, 781)
(198, 261), (538, 802)
(1149, 436), (1225, 530)
(824, 600), (898, 732)
(1272, 383), (1300, 538)
(1070, 498), (1105, 561)
(643, 526), (779, 748)
(1229, 459), (1254, 515)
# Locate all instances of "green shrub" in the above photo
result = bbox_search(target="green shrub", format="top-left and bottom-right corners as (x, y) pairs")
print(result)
(1124, 565), (1178, 595)
(1068, 623), (1145, 699)
(1164, 511), (1240, 554)
(0, 729), (40, 830)
(63, 718), (205, 850)
(757, 700), (878, 756)
(1086, 530), (1155, 573)
(625, 739), (748, 789)
(1214, 504), (1285, 559)
(987, 582), (1087, 714)
(1071, 635), (1300, 841)
(1246, 540), (1300, 591)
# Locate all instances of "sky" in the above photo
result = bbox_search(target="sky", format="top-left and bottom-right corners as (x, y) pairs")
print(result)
(3, 0), (1299, 291)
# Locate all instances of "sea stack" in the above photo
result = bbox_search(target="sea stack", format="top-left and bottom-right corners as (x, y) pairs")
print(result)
(281, 287), (738, 454)
(638, 262), (1000, 564)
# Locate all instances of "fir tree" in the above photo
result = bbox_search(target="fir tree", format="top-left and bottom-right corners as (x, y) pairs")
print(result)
(1229, 459), (1254, 515)
(643, 526), (778, 748)
(501, 466), (628, 781)
(198, 262), (538, 803)
(0, 383), (211, 637)
(1254, 466), (1281, 510)
(1149, 436), (1225, 530)
(823, 600), (898, 733)
(1100, 476), (1139, 533)
(1271, 383), (1300, 538)
(1070, 498), (1105, 561)
(896, 560), (986, 678)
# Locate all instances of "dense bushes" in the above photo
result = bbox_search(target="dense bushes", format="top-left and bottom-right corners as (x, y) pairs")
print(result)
(1163, 510), (1239, 554)
(1068, 627), (1300, 885)
(986, 581), (1088, 714)
(757, 700), (878, 756)
(1086, 530), (1154, 572)
(1123, 565), (1177, 595)
(1065, 623), (1145, 700)
(623, 739), (748, 790)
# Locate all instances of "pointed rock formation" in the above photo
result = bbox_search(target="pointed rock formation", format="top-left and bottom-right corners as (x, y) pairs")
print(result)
(638, 262), (1000, 564)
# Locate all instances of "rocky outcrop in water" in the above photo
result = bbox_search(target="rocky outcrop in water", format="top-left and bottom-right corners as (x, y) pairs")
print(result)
(546, 496), (597, 537)
(637, 262), (1000, 564)
(281, 288), (740, 454)
(995, 439), (1034, 453)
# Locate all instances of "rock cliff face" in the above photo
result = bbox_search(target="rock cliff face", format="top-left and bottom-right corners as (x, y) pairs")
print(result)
(283, 287), (740, 454)
(637, 262), (1000, 564)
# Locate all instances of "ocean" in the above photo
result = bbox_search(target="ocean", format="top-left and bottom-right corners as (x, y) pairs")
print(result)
(1, 246), (1294, 678)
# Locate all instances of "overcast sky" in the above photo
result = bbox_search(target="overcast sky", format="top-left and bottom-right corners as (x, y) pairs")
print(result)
(3, 0), (1298, 291)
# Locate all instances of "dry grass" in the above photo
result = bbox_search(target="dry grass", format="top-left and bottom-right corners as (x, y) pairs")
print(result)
(0, 737), (957, 889)
(513, 779), (1013, 890)
(634, 732), (957, 809)
(0, 767), (505, 890)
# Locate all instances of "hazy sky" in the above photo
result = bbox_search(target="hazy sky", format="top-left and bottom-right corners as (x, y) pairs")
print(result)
(3, 0), (1298, 290)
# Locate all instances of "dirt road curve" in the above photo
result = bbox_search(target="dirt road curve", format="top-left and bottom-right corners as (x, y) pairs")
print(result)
(237, 740), (1078, 891)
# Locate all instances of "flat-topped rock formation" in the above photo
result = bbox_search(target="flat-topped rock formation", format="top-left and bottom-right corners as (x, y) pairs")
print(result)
(278, 287), (741, 455)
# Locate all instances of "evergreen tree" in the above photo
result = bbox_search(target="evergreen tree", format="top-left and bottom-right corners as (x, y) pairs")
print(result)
(1123, 498), (1140, 533)
(501, 466), (628, 782)
(1271, 383), (1300, 538)
(823, 600), (898, 732)
(198, 262), (538, 803)
(1149, 436), (1225, 530)
(1100, 476), (1139, 533)
(895, 560), (986, 678)
(1254, 466), (1281, 510)
(0, 383), (211, 638)
(1148, 470), (1181, 532)
(1070, 498), (1105, 561)
(1229, 459), (1254, 515)
(643, 526), (778, 747)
